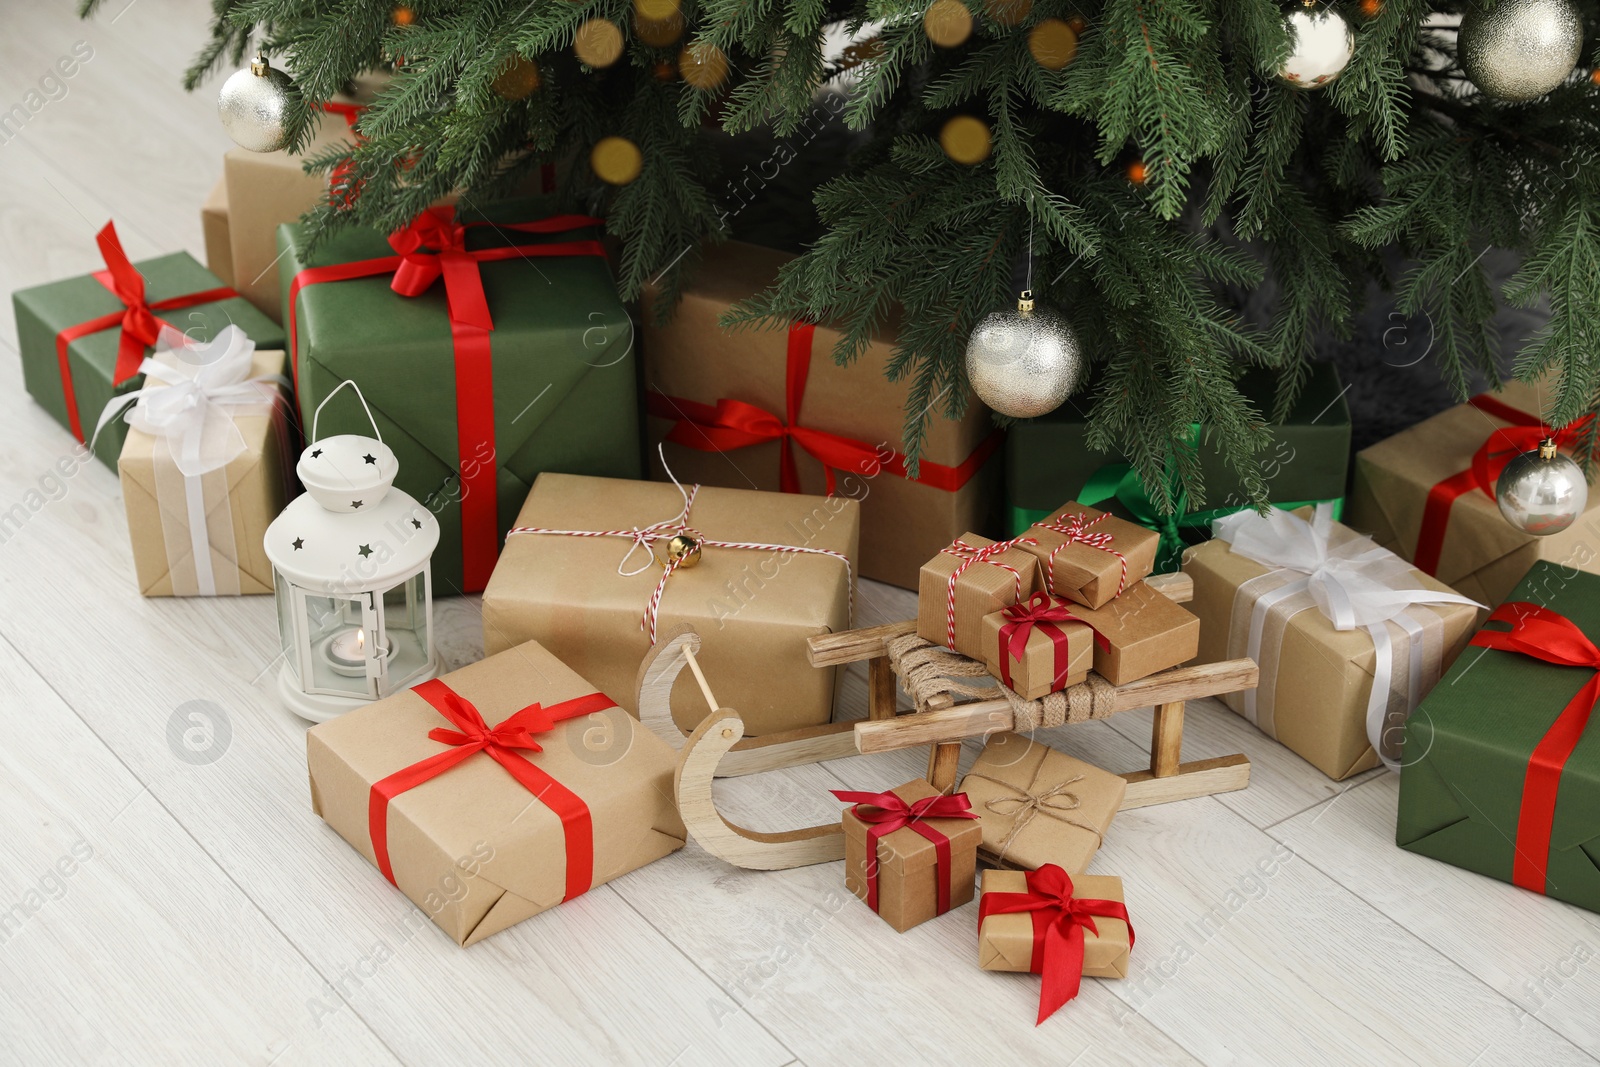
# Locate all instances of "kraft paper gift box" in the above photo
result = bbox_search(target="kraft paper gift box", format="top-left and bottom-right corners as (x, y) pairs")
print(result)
(979, 595), (1093, 700)
(958, 731), (1124, 870)
(1185, 505), (1483, 780)
(116, 335), (293, 596)
(307, 639), (686, 946)
(1006, 362), (1352, 570)
(641, 241), (1002, 591)
(838, 778), (982, 933)
(481, 473), (859, 736)
(279, 199), (639, 595)
(978, 867), (1132, 1023)
(201, 179), (233, 287)
(1016, 501), (1159, 609)
(917, 533), (1042, 660)
(14, 221), (285, 469)
(1348, 378), (1600, 607)
(1397, 562), (1600, 914)
(1056, 579), (1199, 686)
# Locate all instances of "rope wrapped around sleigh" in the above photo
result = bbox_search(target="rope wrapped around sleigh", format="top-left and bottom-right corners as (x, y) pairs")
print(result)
(883, 632), (1119, 731)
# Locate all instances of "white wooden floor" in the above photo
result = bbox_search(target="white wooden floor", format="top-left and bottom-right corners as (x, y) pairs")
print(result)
(2, 3), (1598, 1064)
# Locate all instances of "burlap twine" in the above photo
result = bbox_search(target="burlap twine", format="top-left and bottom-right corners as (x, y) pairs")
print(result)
(883, 633), (1118, 730)
(963, 770), (1105, 862)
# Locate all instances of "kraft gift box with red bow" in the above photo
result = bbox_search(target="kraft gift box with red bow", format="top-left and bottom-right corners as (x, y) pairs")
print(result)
(278, 199), (640, 595)
(306, 639), (686, 946)
(835, 779), (983, 933)
(14, 221), (285, 469)
(640, 240), (1004, 591)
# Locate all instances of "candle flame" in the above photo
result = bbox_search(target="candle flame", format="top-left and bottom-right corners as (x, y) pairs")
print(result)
(356, 629), (365, 652)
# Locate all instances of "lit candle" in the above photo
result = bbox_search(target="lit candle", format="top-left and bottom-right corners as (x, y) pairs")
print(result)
(328, 627), (367, 667)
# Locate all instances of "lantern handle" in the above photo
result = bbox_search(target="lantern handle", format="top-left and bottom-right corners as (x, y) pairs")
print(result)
(311, 380), (383, 445)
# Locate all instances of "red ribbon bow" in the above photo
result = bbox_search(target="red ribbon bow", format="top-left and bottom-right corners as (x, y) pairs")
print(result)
(978, 863), (1135, 1025)
(366, 678), (615, 901)
(831, 789), (977, 915)
(388, 207), (496, 331)
(1415, 395), (1593, 576)
(648, 321), (1003, 497)
(997, 592), (1097, 692)
(54, 221), (239, 442)
(1468, 602), (1600, 895)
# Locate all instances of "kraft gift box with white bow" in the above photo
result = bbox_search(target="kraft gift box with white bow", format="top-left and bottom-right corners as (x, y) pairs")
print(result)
(1183, 505), (1485, 780)
(105, 327), (294, 596)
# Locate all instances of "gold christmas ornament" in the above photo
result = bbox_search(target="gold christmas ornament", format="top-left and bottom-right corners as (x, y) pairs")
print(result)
(985, 0), (1033, 28)
(662, 533), (703, 569)
(924, 0), (975, 48)
(634, 0), (679, 20)
(939, 115), (991, 165)
(680, 44), (730, 90)
(491, 55), (542, 100)
(635, 13), (685, 48)
(218, 53), (297, 154)
(1277, 2), (1355, 88)
(1459, 0), (1582, 102)
(1028, 18), (1079, 70)
(591, 135), (644, 185)
(575, 19), (626, 68)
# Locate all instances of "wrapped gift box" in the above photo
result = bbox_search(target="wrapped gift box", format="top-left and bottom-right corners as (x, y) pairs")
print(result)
(1016, 501), (1158, 609)
(959, 732), (1124, 870)
(978, 869), (1130, 976)
(1398, 561), (1600, 913)
(117, 337), (293, 596)
(201, 179), (233, 287)
(1348, 379), (1600, 607)
(979, 596), (1093, 700)
(279, 200), (640, 594)
(1186, 505), (1482, 780)
(838, 779), (982, 933)
(642, 240), (1003, 590)
(482, 473), (858, 736)
(1006, 362), (1351, 568)
(1058, 579), (1199, 686)
(916, 532), (1042, 660)
(307, 639), (686, 946)
(14, 223), (285, 469)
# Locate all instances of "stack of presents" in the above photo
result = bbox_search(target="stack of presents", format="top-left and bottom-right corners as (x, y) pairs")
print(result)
(16, 95), (1600, 1022)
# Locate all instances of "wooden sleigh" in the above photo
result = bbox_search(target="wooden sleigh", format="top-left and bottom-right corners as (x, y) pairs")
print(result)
(634, 572), (1258, 871)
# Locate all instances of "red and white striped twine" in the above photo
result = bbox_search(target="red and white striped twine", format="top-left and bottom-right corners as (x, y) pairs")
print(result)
(1033, 510), (1127, 598)
(508, 482), (853, 644)
(940, 536), (1037, 650)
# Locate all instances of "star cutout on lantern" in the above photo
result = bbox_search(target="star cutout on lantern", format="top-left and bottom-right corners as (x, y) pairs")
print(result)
(364, 453), (377, 465)
(411, 518), (422, 529)
(351, 500), (364, 509)
(292, 537), (304, 550)
(358, 544), (373, 558)
(311, 448), (323, 458)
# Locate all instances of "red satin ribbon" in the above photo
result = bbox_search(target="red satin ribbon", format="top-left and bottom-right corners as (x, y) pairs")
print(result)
(320, 101), (367, 207)
(1468, 602), (1600, 894)
(286, 207), (606, 591)
(996, 591), (1101, 692)
(367, 678), (615, 901)
(977, 863), (1134, 1025)
(54, 221), (238, 442)
(1414, 395), (1592, 576)
(647, 321), (1003, 495)
(831, 789), (977, 915)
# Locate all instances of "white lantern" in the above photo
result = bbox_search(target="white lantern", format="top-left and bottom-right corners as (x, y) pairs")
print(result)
(264, 382), (440, 721)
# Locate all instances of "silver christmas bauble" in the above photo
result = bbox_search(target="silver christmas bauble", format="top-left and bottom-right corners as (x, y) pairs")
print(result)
(218, 54), (296, 153)
(1277, 4), (1355, 88)
(1459, 0), (1582, 102)
(1496, 439), (1587, 536)
(965, 291), (1084, 418)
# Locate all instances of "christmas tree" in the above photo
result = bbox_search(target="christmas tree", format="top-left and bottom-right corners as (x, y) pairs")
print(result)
(98, 0), (1600, 515)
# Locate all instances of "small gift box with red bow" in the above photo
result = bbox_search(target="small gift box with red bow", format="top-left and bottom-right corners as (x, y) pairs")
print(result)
(306, 639), (686, 946)
(978, 865), (1133, 1024)
(980, 593), (1093, 699)
(835, 779), (983, 933)
(14, 221), (285, 469)
(1398, 561), (1600, 914)
(917, 532), (1043, 660)
(1017, 501), (1159, 609)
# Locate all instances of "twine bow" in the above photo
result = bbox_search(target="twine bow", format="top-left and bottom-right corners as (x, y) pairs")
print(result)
(964, 770), (1104, 862)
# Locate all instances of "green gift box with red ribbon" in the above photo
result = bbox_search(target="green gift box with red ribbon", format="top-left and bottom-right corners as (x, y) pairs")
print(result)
(279, 200), (640, 595)
(1005, 362), (1350, 571)
(14, 222), (285, 469)
(1398, 561), (1600, 913)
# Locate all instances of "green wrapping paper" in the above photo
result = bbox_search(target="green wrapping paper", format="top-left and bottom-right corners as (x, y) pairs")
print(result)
(15, 250), (285, 469)
(1397, 561), (1600, 913)
(1005, 362), (1351, 569)
(278, 200), (641, 595)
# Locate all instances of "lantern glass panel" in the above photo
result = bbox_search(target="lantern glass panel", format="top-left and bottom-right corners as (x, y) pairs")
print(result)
(301, 591), (379, 698)
(380, 570), (431, 692)
(274, 569), (297, 679)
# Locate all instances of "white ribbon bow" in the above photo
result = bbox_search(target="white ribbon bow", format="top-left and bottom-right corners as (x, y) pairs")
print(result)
(1213, 504), (1483, 770)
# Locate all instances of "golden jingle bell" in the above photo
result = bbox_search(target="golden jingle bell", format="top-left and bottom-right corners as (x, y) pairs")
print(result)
(660, 533), (703, 569)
